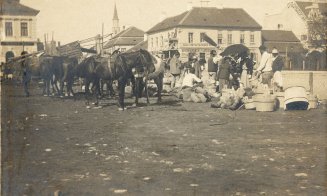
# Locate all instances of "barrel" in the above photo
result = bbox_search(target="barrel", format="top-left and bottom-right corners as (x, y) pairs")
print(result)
(307, 94), (318, 109)
(253, 94), (276, 112)
(284, 86), (308, 110)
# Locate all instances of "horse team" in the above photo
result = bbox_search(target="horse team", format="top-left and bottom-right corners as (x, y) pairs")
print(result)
(26, 49), (162, 110)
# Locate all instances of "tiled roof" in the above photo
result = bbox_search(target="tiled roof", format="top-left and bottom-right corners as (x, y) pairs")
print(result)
(146, 11), (189, 34)
(262, 30), (300, 42)
(0, 0), (39, 16)
(126, 40), (148, 52)
(263, 42), (305, 53)
(104, 26), (144, 48)
(112, 26), (144, 39)
(147, 7), (261, 34)
(295, 1), (327, 17)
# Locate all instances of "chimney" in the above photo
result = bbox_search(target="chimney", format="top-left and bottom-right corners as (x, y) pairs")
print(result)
(122, 26), (125, 31)
(160, 11), (167, 21)
(187, 1), (193, 11)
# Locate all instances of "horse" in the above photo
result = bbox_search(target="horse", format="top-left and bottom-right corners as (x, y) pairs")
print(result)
(75, 50), (120, 105)
(56, 57), (79, 97)
(112, 49), (156, 110)
(39, 55), (56, 96)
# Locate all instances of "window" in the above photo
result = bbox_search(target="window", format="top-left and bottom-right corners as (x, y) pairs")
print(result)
(188, 32), (193, 43)
(156, 37), (158, 47)
(250, 32), (255, 43)
(240, 33), (245, 44)
(277, 24), (283, 30)
(21, 22), (28, 36)
(217, 33), (223, 44)
(5, 22), (13, 37)
(200, 33), (205, 43)
(121, 48), (126, 52)
(151, 38), (153, 48)
(227, 33), (232, 44)
(301, 35), (308, 41)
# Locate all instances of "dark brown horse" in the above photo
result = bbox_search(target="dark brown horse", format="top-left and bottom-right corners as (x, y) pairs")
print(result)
(76, 49), (156, 110)
(113, 49), (156, 110)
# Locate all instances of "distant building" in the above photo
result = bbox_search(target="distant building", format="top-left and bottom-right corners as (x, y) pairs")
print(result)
(126, 40), (148, 52)
(112, 3), (120, 35)
(104, 26), (144, 54)
(0, 0), (39, 63)
(263, 0), (327, 48)
(146, 7), (262, 62)
(262, 30), (305, 70)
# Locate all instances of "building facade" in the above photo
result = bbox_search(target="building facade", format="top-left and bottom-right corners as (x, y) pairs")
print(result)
(0, 0), (39, 63)
(263, 0), (327, 49)
(146, 7), (262, 62)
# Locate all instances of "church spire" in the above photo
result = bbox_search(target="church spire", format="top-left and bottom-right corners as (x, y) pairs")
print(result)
(112, 2), (120, 35)
(113, 3), (119, 20)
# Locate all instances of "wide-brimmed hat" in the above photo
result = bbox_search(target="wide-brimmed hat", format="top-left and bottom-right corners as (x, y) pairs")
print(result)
(192, 55), (198, 60)
(272, 48), (279, 54)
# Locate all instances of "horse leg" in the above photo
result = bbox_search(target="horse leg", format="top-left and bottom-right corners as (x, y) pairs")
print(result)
(85, 78), (90, 105)
(108, 80), (115, 97)
(42, 78), (46, 95)
(156, 76), (163, 103)
(133, 77), (139, 106)
(94, 78), (100, 106)
(118, 77), (126, 110)
(59, 80), (64, 97)
(144, 78), (150, 104)
(46, 78), (51, 96)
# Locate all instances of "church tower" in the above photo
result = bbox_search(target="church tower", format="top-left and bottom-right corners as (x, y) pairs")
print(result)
(112, 3), (120, 35)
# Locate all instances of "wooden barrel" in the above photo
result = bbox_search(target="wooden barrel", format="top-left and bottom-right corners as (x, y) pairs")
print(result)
(253, 94), (276, 112)
(284, 86), (308, 110)
(307, 94), (318, 109)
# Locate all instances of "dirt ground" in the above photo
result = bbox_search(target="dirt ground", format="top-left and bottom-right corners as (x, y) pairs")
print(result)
(1, 80), (327, 196)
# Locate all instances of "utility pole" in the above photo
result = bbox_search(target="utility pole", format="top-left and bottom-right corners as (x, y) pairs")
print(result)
(102, 23), (104, 55)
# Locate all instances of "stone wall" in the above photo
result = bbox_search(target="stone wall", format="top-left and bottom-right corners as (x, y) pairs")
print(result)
(282, 71), (327, 100)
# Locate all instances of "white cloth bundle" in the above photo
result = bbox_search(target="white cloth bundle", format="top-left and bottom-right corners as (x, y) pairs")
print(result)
(273, 71), (283, 87)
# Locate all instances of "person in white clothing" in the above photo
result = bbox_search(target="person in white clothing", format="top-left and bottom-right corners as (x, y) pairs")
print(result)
(181, 67), (210, 102)
(255, 45), (273, 87)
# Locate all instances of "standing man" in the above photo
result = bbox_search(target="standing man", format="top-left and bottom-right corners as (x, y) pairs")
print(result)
(21, 51), (31, 97)
(207, 50), (219, 83)
(217, 57), (232, 93)
(255, 45), (273, 87)
(271, 48), (284, 91)
(192, 55), (201, 78)
(169, 52), (182, 88)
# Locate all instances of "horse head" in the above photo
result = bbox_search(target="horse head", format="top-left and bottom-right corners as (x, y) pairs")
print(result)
(139, 49), (155, 74)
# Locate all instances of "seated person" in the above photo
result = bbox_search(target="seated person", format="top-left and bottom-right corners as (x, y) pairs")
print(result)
(181, 67), (210, 103)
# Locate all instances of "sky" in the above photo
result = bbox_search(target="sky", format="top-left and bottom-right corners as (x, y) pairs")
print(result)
(21, 0), (291, 44)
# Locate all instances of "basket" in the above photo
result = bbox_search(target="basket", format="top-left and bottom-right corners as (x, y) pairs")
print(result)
(307, 94), (318, 109)
(274, 92), (284, 110)
(243, 96), (256, 110)
(253, 94), (276, 112)
(221, 88), (234, 97)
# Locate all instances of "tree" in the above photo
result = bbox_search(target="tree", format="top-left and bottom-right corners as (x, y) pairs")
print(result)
(307, 8), (327, 48)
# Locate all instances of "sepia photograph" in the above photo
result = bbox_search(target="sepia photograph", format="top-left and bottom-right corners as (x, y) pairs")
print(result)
(0, 0), (326, 195)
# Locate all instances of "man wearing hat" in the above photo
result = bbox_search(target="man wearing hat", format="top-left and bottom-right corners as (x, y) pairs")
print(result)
(169, 52), (182, 88)
(255, 45), (273, 87)
(207, 50), (220, 83)
(192, 55), (202, 78)
(271, 48), (284, 91)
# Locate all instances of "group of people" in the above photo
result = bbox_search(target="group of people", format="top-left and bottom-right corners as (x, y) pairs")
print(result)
(14, 45), (284, 104)
(255, 45), (284, 91)
(158, 45), (284, 103)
